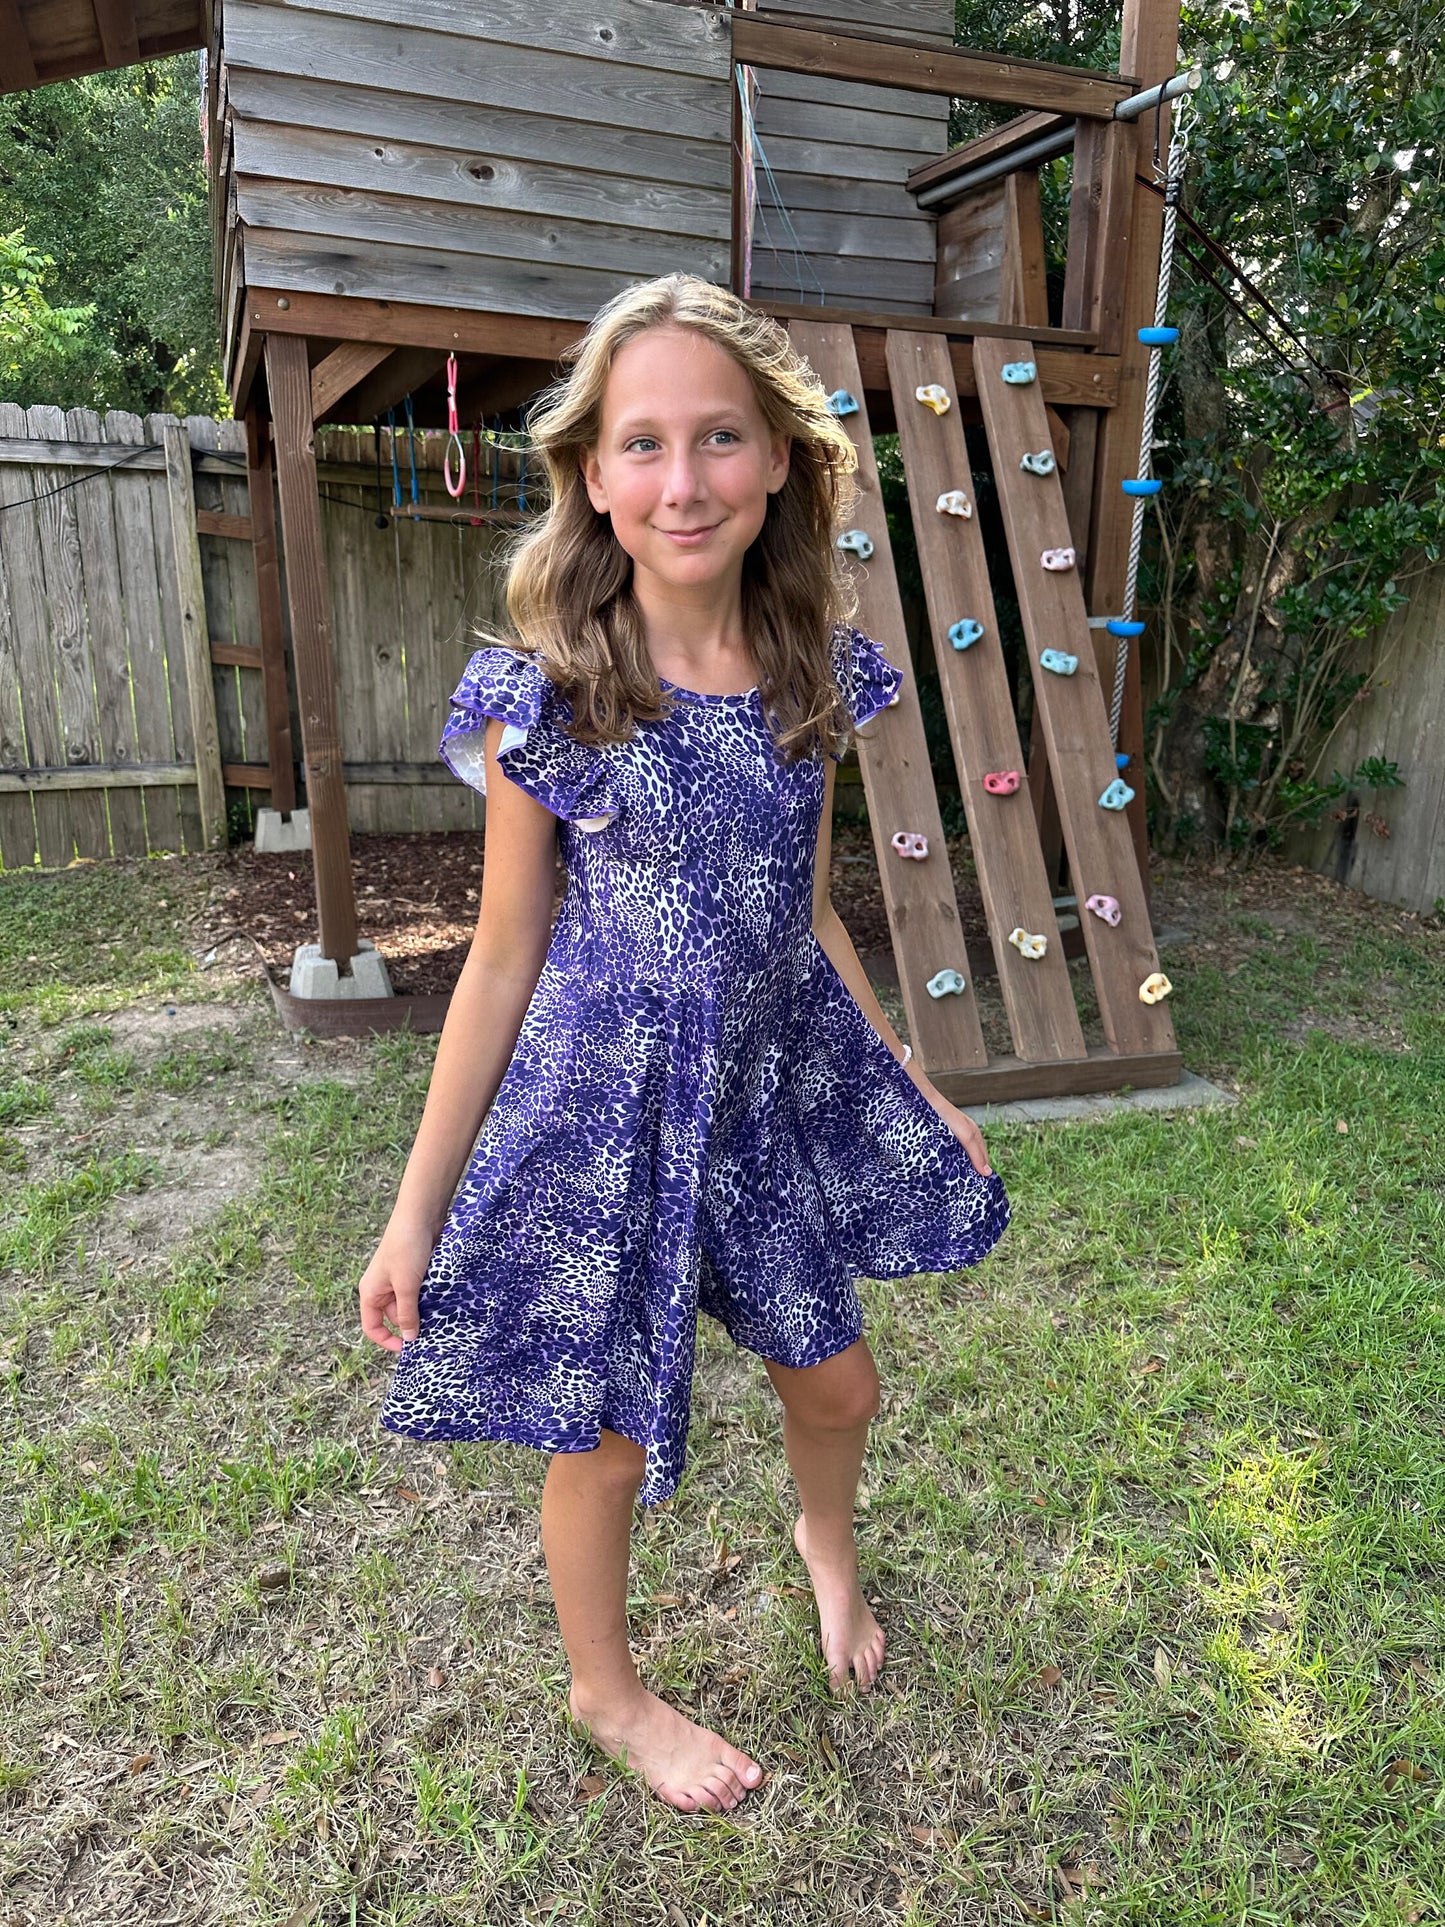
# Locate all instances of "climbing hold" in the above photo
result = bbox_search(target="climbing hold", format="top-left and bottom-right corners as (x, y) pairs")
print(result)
(949, 618), (984, 650)
(1106, 618), (1146, 638)
(1138, 326), (1179, 346)
(891, 830), (929, 860)
(926, 968), (967, 998)
(983, 770), (1021, 796)
(836, 529), (873, 560)
(825, 388), (859, 416)
(1122, 477), (1163, 497)
(916, 383), (952, 415)
(1085, 893), (1121, 926)
(1138, 971), (1173, 1004)
(1099, 778), (1135, 810)
(936, 489), (973, 517)
(1115, 752), (1130, 770)
(1041, 546), (1076, 572)
(1020, 449), (1056, 476)
(1039, 649), (1077, 676)
(1008, 927), (1048, 960)
(1001, 361), (1037, 385)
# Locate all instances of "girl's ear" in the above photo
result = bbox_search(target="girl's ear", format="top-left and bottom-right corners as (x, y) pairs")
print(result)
(768, 432), (791, 495)
(579, 443), (607, 512)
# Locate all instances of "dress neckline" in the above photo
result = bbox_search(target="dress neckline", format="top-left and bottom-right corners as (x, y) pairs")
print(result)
(657, 675), (759, 704)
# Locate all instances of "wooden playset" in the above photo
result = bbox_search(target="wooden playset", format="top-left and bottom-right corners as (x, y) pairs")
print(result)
(2, 0), (1194, 1100)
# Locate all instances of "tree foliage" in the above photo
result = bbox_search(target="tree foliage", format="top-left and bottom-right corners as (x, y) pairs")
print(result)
(0, 56), (221, 415)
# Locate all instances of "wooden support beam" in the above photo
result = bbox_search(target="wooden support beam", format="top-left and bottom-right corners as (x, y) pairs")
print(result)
(346, 348), (449, 427)
(264, 334), (358, 964)
(1085, 0), (1184, 899)
(195, 509), (253, 540)
(310, 340), (393, 423)
(0, 0), (38, 90)
(999, 172), (1050, 329)
(886, 329), (1087, 1065)
(211, 640), (264, 670)
(244, 402), (298, 819)
(158, 419), (228, 851)
(92, 0), (140, 69)
(730, 15), (1134, 117)
(974, 335), (1176, 1060)
(788, 319), (989, 1075)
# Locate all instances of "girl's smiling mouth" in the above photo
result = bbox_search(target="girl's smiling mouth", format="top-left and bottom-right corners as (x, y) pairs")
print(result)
(660, 522), (721, 545)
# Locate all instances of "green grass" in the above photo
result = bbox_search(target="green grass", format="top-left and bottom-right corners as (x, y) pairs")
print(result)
(0, 852), (1442, 1925)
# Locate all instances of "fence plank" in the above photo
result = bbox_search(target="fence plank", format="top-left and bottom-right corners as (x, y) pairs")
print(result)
(66, 406), (147, 859)
(160, 416), (228, 850)
(0, 403), (71, 867)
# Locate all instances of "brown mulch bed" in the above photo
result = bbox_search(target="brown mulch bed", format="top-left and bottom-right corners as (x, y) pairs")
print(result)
(200, 823), (988, 998)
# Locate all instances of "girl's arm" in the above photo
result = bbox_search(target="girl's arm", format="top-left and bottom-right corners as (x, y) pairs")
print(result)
(811, 756), (993, 1178)
(359, 714), (560, 1349)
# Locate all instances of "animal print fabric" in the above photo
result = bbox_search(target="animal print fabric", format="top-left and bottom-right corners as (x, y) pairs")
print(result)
(379, 624), (1011, 1506)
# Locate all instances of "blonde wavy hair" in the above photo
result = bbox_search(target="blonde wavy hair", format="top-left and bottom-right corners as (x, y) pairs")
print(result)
(472, 273), (864, 762)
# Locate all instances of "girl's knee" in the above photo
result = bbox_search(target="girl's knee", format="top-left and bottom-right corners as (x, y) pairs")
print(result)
(770, 1342), (880, 1430)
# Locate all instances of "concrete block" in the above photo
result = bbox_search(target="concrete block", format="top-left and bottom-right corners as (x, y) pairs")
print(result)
(965, 1069), (1235, 1132)
(289, 938), (394, 1000)
(255, 808), (312, 853)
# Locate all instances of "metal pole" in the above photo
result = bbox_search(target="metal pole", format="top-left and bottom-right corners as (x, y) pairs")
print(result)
(914, 65), (1202, 210)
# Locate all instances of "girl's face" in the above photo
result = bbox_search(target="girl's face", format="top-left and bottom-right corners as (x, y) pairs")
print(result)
(579, 325), (790, 605)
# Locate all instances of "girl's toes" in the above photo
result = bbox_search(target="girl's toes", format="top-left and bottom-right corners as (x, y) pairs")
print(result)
(726, 1749), (764, 1790)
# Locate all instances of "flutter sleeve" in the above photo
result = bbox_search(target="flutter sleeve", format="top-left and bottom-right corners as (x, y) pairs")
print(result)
(438, 645), (618, 829)
(831, 622), (905, 738)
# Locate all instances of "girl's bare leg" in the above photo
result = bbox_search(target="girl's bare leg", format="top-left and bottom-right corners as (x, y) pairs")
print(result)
(541, 1427), (765, 1812)
(765, 1339), (887, 1693)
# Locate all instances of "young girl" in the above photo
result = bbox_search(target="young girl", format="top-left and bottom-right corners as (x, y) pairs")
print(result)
(359, 273), (1010, 1816)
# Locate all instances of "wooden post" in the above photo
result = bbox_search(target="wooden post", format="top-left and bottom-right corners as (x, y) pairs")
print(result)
(264, 331), (359, 966)
(1084, 0), (1184, 896)
(159, 417), (228, 851)
(243, 405), (297, 815)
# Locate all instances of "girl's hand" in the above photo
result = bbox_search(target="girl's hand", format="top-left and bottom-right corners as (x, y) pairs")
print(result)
(358, 1222), (436, 1353)
(919, 1085), (994, 1177)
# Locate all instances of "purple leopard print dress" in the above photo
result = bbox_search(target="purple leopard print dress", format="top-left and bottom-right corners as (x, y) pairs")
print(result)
(379, 622), (1011, 1505)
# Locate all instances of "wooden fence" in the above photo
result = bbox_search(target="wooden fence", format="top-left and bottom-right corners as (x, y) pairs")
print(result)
(0, 409), (521, 870)
(1286, 563), (1445, 916)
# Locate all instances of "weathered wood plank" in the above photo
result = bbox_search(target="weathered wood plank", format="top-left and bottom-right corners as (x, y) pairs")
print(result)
(244, 0), (732, 80)
(104, 411), (184, 853)
(244, 408), (297, 815)
(234, 177), (731, 283)
(788, 320), (989, 1071)
(194, 508), (253, 539)
(27, 405), (108, 859)
(752, 65), (951, 123)
(748, 87), (947, 157)
(161, 417), (228, 849)
(225, 69), (732, 192)
(0, 403), (71, 867)
(241, 230), (703, 325)
(974, 336), (1175, 1059)
(224, 3), (732, 139)
(886, 331), (1087, 1063)
(731, 15), (1134, 117)
(908, 110), (1072, 196)
(0, 415), (38, 866)
(234, 119), (732, 244)
(756, 0), (953, 43)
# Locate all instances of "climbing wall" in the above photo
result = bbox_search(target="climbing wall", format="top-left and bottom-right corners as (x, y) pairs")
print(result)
(792, 321), (1181, 1104)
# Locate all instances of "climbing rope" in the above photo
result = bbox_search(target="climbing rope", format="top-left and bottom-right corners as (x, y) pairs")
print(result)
(1109, 91), (1195, 748)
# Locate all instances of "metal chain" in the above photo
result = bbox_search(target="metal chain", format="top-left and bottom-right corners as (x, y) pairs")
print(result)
(1109, 94), (1195, 747)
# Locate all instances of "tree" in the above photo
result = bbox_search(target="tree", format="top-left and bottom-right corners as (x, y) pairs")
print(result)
(0, 56), (222, 414)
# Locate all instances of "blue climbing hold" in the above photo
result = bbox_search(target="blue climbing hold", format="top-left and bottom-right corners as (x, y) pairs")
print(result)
(1122, 478), (1163, 497)
(1039, 649), (1078, 676)
(1001, 361), (1037, 386)
(1099, 778), (1135, 811)
(1106, 618), (1146, 638)
(1116, 752), (1130, 770)
(1138, 326), (1179, 346)
(825, 388), (859, 416)
(949, 618), (984, 650)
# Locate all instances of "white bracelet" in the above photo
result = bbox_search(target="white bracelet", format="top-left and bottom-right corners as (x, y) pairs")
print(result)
(900, 1044), (912, 1066)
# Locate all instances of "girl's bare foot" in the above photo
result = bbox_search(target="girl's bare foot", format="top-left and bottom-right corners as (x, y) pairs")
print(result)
(793, 1512), (886, 1693)
(568, 1681), (766, 1813)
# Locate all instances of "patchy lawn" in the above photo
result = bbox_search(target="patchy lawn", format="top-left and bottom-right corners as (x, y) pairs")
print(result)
(1, 841), (1442, 1927)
